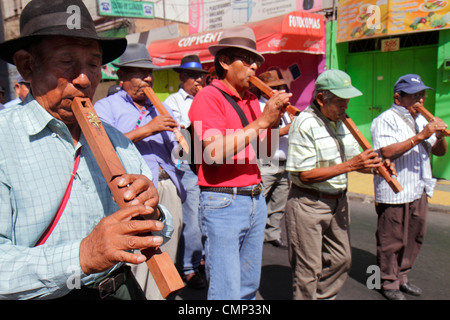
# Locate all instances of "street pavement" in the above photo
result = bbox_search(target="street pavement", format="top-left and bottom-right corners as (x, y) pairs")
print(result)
(172, 172), (450, 302)
(347, 171), (450, 213)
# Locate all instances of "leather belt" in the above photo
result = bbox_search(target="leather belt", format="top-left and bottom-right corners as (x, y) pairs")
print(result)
(92, 266), (126, 299)
(200, 184), (262, 197)
(292, 184), (346, 200)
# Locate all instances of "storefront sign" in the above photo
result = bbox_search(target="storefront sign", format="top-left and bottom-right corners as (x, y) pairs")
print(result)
(189, 0), (322, 33)
(98, 0), (154, 19)
(149, 11), (325, 67)
(337, 0), (450, 42)
(381, 37), (400, 51)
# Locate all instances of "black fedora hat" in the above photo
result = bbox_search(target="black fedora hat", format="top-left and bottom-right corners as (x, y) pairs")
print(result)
(0, 0), (127, 65)
(173, 55), (208, 74)
(112, 43), (159, 69)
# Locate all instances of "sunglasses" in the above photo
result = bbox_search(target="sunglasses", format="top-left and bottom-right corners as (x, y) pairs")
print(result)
(233, 54), (262, 68)
(183, 71), (205, 79)
(400, 91), (428, 100)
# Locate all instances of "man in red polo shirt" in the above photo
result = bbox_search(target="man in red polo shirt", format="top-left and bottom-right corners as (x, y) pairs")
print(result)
(188, 25), (291, 300)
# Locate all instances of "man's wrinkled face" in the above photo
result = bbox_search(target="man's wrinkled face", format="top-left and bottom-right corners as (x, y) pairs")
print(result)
(27, 36), (102, 125)
(317, 92), (350, 122)
(394, 90), (426, 118)
(119, 67), (153, 103)
(180, 71), (204, 97)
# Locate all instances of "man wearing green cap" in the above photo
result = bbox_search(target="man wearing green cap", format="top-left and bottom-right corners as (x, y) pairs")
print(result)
(285, 69), (384, 300)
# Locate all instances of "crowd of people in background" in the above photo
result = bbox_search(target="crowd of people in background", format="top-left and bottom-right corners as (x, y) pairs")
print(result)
(0, 0), (447, 301)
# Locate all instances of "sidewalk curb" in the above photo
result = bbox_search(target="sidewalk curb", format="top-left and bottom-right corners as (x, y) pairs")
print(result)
(348, 192), (450, 214)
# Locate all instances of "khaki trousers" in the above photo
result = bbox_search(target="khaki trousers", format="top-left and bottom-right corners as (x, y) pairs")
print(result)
(130, 178), (183, 300)
(285, 187), (352, 300)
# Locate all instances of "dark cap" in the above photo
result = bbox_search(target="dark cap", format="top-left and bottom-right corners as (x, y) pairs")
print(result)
(394, 74), (433, 94)
(173, 55), (208, 74)
(112, 43), (159, 70)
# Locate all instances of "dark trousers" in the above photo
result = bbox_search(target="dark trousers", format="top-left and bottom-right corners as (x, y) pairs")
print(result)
(58, 266), (146, 300)
(375, 191), (428, 290)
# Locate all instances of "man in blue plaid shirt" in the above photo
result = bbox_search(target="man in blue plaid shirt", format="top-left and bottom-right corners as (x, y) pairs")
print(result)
(0, 0), (173, 300)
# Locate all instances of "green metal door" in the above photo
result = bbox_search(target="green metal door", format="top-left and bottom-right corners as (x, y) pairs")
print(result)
(346, 53), (375, 145)
(346, 46), (437, 146)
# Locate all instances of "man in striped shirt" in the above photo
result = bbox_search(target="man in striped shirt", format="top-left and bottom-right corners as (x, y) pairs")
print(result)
(286, 69), (385, 300)
(371, 74), (448, 300)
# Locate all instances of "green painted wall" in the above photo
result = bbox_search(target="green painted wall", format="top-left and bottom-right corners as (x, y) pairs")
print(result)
(330, 26), (450, 179)
(152, 68), (181, 102)
(432, 29), (450, 179)
(326, 21), (347, 70)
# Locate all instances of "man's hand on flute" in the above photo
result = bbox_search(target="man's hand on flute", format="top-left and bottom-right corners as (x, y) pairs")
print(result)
(79, 174), (163, 275)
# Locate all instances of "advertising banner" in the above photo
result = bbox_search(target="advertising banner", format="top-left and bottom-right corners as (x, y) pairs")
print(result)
(337, 0), (450, 42)
(149, 11), (325, 67)
(189, 0), (322, 34)
(98, 0), (155, 19)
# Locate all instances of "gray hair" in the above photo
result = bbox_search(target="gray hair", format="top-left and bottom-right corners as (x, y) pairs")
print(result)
(313, 89), (335, 101)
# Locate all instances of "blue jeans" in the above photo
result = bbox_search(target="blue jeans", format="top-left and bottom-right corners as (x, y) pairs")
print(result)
(178, 164), (203, 275)
(199, 185), (267, 300)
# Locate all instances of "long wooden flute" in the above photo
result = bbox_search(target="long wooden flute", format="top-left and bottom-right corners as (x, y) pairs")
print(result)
(249, 75), (300, 116)
(250, 75), (402, 193)
(143, 87), (190, 153)
(415, 105), (450, 136)
(343, 115), (403, 194)
(72, 97), (184, 298)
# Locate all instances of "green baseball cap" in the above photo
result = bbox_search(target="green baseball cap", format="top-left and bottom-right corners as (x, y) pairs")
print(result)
(315, 69), (362, 99)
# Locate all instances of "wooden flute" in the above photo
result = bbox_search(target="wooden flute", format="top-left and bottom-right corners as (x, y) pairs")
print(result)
(72, 97), (184, 298)
(143, 87), (190, 153)
(415, 105), (450, 136)
(343, 115), (403, 194)
(250, 75), (402, 193)
(249, 75), (300, 116)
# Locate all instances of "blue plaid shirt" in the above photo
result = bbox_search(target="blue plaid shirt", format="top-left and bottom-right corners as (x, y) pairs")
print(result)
(0, 96), (173, 299)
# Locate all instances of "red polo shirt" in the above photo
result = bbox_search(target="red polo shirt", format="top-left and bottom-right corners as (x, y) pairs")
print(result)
(188, 79), (262, 187)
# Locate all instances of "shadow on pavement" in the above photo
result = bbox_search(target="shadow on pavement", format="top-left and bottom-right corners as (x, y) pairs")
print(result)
(259, 265), (293, 300)
(348, 247), (377, 286)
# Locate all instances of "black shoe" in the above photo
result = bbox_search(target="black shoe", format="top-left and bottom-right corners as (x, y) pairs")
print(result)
(183, 272), (206, 290)
(380, 288), (406, 300)
(266, 239), (288, 248)
(400, 283), (422, 296)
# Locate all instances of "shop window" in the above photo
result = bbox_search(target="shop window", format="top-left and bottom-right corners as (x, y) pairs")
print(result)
(349, 31), (439, 53)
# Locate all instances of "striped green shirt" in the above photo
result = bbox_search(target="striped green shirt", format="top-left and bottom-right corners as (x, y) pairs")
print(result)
(286, 103), (360, 194)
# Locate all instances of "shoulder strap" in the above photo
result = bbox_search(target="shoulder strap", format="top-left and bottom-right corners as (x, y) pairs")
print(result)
(211, 84), (264, 158)
(211, 85), (250, 127)
(307, 102), (347, 165)
(35, 149), (81, 246)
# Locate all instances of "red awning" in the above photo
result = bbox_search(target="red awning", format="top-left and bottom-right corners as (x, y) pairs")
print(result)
(148, 11), (325, 68)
